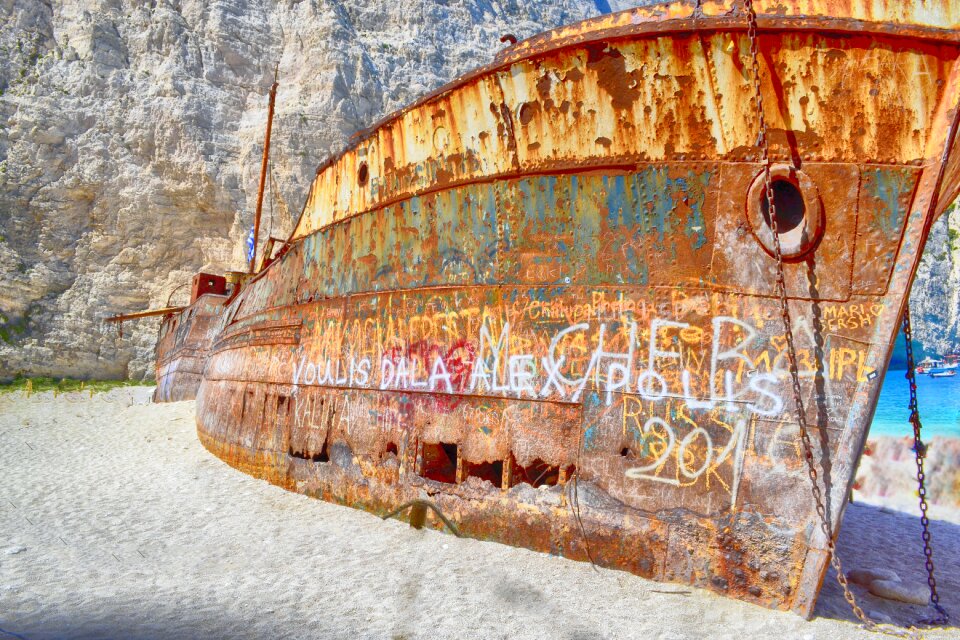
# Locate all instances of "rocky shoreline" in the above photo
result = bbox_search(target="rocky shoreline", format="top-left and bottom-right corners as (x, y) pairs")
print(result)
(855, 436), (960, 518)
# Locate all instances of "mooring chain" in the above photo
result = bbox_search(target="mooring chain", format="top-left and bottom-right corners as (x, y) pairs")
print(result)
(742, 2), (913, 636)
(901, 309), (949, 626)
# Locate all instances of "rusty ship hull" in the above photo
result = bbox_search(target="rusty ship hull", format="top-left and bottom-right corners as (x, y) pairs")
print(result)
(193, 0), (960, 616)
(154, 293), (228, 402)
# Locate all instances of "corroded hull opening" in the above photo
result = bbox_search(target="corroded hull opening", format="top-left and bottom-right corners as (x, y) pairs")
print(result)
(193, 0), (960, 617)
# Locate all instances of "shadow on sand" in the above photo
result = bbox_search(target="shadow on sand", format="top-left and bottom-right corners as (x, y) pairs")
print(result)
(814, 501), (959, 633)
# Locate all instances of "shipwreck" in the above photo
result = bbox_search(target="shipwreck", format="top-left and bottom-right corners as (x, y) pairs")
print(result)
(109, 0), (960, 622)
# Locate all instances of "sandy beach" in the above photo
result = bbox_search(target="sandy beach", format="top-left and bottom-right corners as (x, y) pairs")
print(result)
(1, 388), (958, 640)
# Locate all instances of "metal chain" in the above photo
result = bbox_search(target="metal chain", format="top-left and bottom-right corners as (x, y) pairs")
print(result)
(742, 2), (913, 635)
(901, 308), (950, 626)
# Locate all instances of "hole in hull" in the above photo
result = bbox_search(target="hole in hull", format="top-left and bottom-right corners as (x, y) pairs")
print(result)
(421, 442), (457, 484)
(289, 437), (329, 463)
(760, 178), (805, 233)
(464, 459), (503, 489)
(277, 394), (290, 427)
(510, 457), (574, 488)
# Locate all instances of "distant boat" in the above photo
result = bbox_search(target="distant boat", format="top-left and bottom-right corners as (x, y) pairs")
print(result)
(916, 357), (943, 374)
(929, 368), (957, 378)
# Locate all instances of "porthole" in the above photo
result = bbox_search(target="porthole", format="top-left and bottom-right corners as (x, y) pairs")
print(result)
(746, 164), (823, 260)
(761, 179), (805, 233)
(357, 162), (369, 187)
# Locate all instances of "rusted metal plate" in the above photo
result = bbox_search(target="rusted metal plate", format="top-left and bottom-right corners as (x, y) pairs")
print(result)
(191, 0), (960, 618)
(154, 294), (228, 402)
(105, 306), (186, 322)
(291, 3), (960, 238)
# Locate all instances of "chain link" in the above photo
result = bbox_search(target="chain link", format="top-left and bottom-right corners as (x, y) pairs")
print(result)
(742, 2), (916, 636)
(901, 309), (950, 626)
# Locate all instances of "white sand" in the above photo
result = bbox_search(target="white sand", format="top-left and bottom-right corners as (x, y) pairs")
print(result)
(1, 388), (958, 640)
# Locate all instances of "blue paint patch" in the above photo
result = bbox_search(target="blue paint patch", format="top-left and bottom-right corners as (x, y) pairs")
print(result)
(582, 424), (599, 451)
(678, 170), (710, 250)
(865, 168), (913, 237)
(604, 174), (629, 228)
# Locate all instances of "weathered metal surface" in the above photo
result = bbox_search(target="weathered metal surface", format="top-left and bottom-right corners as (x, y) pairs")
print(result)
(154, 294), (228, 402)
(106, 307), (186, 322)
(250, 72), (280, 275)
(291, 2), (960, 239)
(190, 273), (227, 303)
(192, 0), (960, 617)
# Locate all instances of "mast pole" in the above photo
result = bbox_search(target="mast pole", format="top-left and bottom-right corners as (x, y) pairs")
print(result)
(249, 64), (279, 274)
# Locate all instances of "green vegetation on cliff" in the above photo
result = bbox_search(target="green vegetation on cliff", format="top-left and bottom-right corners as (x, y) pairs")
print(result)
(0, 376), (152, 395)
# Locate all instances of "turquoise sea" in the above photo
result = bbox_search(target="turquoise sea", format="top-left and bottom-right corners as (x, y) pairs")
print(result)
(871, 368), (960, 438)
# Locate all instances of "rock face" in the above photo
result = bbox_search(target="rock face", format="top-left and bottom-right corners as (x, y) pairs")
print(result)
(0, 0), (957, 381)
(855, 436), (960, 512)
(908, 206), (960, 361)
(0, 0), (643, 380)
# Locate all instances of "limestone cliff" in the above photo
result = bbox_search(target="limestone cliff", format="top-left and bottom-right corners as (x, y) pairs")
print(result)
(906, 205), (960, 364)
(0, 0), (639, 380)
(0, 0), (957, 381)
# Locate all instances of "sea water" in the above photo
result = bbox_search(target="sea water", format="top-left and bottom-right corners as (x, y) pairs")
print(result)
(871, 368), (960, 438)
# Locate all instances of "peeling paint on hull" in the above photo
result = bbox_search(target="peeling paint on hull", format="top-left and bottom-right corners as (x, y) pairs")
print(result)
(188, 0), (960, 617)
(154, 294), (228, 402)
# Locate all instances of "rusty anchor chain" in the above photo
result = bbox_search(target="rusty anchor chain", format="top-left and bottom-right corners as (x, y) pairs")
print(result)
(901, 308), (950, 626)
(742, 2), (918, 636)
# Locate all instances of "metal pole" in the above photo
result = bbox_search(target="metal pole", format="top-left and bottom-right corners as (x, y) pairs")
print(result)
(249, 64), (279, 274)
